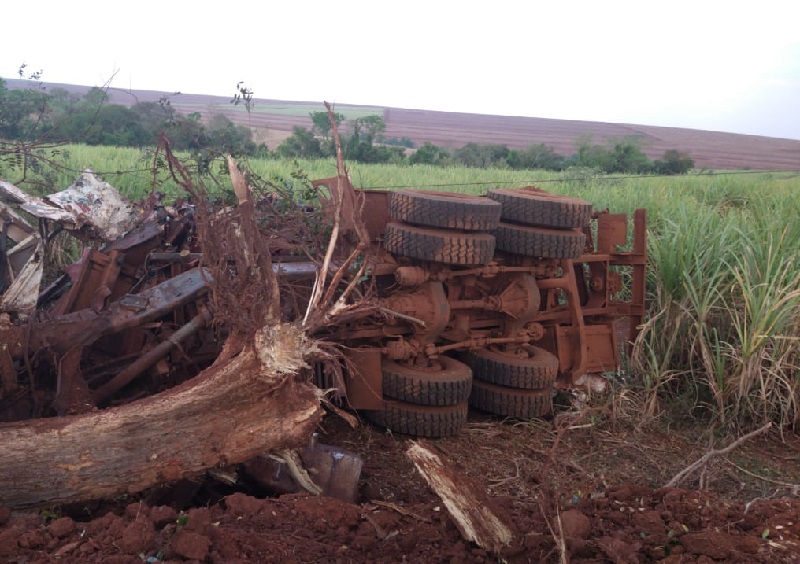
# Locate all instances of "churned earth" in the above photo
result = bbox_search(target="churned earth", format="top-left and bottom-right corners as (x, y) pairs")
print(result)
(3, 404), (800, 563)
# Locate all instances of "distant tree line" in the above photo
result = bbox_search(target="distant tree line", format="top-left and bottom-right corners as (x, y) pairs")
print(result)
(275, 112), (407, 164)
(0, 78), (262, 157)
(278, 112), (694, 174)
(1, 77), (694, 175)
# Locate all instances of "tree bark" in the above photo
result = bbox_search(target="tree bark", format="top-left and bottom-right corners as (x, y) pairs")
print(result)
(406, 440), (514, 554)
(0, 332), (323, 509)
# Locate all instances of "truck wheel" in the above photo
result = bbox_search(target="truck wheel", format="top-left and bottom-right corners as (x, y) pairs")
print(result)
(462, 345), (558, 389)
(362, 400), (468, 437)
(494, 223), (585, 259)
(384, 222), (495, 265)
(382, 356), (472, 406)
(469, 380), (553, 419)
(389, 190), (502, 231)
(487, 188), (592, 229)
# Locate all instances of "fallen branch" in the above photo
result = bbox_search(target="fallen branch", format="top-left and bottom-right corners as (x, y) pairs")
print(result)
(302, 106), (346, 329)
(406, 440), (514, 554)
(537, 501), (567, 564)
(726, 457), (800, 490)
(555, 510), (568, 564)
(303, 102), (370, 331)
(376, 307), (427, 327)
(371, 500), (432, 523)
(363, 512), (390, 539)
(664, 422), (772, 488)
(276, 449), (323, 495)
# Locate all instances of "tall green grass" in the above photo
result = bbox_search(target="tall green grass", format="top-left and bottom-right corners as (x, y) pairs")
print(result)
(0, 145), (163, 197)
(3, 145), (800, 430)
(633, 185), (800, 430)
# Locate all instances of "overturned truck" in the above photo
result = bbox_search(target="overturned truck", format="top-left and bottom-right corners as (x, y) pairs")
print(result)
(0, 172), (645, 440)
(313, 179), (646, 436)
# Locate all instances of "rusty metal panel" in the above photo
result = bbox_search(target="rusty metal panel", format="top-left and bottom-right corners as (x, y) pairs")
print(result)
(547, 321), (619, 381)
(0, 201), (44, 315)
(52, 250), (135, 315)
(358, 190), (391, 242)
(596, 213), (628, 254)
(583, 323), (619, 374)
(31, 267), (212, 355)
(0, 239), (43, 315)
(315, 177), (391, 242)
(342, 348), (383, 410)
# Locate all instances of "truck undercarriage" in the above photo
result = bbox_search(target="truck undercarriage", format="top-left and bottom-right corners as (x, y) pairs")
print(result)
(0, 172), (645, 439)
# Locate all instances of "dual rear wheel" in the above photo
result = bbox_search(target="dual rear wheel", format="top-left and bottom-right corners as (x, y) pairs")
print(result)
(463, 345), (558, 419)
(383, 190), (500, 266)
(488, 188), (592, 260)
(367, 188), (582, 435)
(363, 346), (560, 436)
(361, 356), (472, 438)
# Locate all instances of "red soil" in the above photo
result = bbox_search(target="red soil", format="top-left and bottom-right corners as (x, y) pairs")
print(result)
(4, 412), (800, 563)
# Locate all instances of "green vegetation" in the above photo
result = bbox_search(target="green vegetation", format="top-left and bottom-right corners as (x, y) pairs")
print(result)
(309, 111), (344, 139)
(409, 142), (450, 165)
(2, 77), (695, 174)
(276, 122), (693, 173)
(4, 75), (798, 433)
(0, 78), (261, 157)
(277, 114), (406, 164)
(632, 182), (800, 431)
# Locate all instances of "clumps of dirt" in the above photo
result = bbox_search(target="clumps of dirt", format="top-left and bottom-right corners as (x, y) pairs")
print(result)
(5, 414), (800, 562)
(0, 492), (490, 563)
(3, 486), (800, 562)
(565, 485), (800, 562)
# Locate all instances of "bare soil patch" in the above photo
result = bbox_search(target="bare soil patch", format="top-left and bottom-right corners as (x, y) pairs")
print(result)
(5, 406), (800, 563)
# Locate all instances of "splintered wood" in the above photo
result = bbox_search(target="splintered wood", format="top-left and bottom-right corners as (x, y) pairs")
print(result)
(406, 440), (514, 553)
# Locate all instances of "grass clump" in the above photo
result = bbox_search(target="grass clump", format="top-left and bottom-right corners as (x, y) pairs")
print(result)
(633, 189), (800, 431)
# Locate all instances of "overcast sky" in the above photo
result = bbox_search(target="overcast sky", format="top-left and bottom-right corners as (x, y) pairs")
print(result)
(4, 0), (799, 139)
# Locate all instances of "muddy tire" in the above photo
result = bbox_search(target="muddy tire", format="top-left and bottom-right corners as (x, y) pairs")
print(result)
(382, 356), (472, 406)
(362, 400), (469, 437)
(487, 188), (592, 229)
(463, 345), (558, 390)
(384, 222), (495, 266)
(469, 380), (553, 419)
(494, 222), (585, 259)
(389, 190), (502, 231)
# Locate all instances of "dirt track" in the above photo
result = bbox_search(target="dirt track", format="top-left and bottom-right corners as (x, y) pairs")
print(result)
(4, 410), (800, 563)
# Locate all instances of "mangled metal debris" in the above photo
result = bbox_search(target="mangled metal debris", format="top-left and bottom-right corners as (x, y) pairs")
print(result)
(0, 170), (146, 317)
(0, 201), (43, 315)
(0, 171), (209, 420)
(0, 169), (143, 241)
(0, 166), (649, 431)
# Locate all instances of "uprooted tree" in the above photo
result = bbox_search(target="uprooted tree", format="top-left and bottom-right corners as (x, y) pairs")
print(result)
(0, 108), (367, 509)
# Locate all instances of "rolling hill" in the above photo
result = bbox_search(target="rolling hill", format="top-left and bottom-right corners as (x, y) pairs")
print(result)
(7, 79), (800, 171)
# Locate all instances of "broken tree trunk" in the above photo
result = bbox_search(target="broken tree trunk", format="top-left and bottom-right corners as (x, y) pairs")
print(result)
(0, 325), (323, 509)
